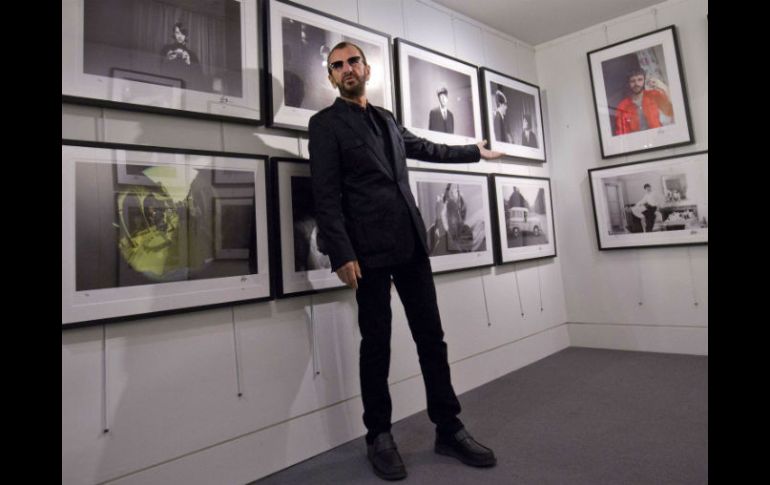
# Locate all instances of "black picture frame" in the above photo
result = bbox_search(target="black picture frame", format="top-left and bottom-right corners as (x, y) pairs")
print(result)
(394, 38), (482, 147)
(407, 167), (495, 275)
(587, 25), (694, 158)
(480, 68), (547, 163)
(489, 174), (557, 264)
(62, 0), (265, 124)
(62, 140), (273, 327)
(269, 157), (347, 298)
(587, 150), (708, 250)
(264, 0), (394, 131)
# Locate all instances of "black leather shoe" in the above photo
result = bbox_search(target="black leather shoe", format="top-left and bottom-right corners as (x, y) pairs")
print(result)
(435, 428), (497, 467)
(367, 432), (407, 481)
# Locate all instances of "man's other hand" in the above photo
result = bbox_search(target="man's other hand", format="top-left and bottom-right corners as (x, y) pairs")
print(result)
(336, 260), (362, 289)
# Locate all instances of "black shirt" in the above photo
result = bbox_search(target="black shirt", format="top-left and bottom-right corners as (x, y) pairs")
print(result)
(341, 99), (396, 173)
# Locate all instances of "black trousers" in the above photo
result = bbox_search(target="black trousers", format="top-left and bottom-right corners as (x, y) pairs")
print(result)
(643, 208), (657, 232)
(356, 247), (463, 444)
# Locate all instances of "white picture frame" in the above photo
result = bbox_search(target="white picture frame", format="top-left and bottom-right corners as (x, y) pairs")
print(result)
(62, 143), (271, 325)
(271, 158), (344, 297)
(587, 25), (694, 158)
(490, 174), (556, 264)
(481, 68), (546, 163)
(408, 167), (494, 274)
(588, 151), (708, 250)
(62, 0), (262, 123)
(266, 0), (394, 131)
(395, 38), (482, 148)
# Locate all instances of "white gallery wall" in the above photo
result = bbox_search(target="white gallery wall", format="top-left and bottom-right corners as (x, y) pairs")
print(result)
(62, 1), (570, 484)
(535, 0), (708, 355)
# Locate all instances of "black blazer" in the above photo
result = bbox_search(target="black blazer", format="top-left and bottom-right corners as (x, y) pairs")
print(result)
(308, 98), (480, 271)
(493, 111), (512, 144)
(428, 107), (454, 133)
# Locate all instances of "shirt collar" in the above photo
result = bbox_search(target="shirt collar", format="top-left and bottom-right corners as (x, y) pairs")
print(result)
(338, 97), (369, 113)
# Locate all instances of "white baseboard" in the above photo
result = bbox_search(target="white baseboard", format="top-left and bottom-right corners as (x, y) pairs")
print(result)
(567, 322), (708, 356)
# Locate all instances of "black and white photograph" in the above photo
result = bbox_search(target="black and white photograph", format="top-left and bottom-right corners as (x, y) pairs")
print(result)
(490, 174), (556, 264)
(271, 158), (344, 297)
(481, 68), (546, 162)
(291, 177), (330, 272)
(214, 198), (254, 260)
(408, 57), (475, 137)
(62, 0), (262, 122)
(587, 25), (693, 158)
(408, 169), (494, 274)
(588, 151), (708, 250)
(395, 38), (482, 147)
(62, 143), (271, 325)
(266, 0), (393, 130)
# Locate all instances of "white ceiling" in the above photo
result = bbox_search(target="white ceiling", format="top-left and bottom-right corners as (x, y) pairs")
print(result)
(431, 0), (668, 46)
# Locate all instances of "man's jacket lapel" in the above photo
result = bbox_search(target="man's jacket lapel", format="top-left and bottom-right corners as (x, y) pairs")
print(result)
(333, 99), (395, 180)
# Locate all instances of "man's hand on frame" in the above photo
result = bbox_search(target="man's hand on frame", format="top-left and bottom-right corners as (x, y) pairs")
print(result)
(477, 140), (504, 160)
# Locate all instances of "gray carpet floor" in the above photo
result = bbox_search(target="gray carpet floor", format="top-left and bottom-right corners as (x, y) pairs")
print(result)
(251, 347), (708, 484)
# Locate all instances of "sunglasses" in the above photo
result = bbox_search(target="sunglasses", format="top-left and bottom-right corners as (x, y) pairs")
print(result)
(328, 56), (363, 72)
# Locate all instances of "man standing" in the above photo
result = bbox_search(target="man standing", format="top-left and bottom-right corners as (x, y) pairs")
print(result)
(521, 114), (538, 148)
(492, 90), (513, 144)
(309, 42), (501, 481)
(614, 68), (674, 135)
(428, 85), (455, 133)
(159, 22), (203, 91)
(633, 183), (660, 232)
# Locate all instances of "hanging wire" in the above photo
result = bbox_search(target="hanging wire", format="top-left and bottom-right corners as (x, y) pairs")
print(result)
(97, 109), (106, 142)
(451, 16), (459, 58)
(536, 263), (544, 312)
(687, 247), (700, 307)
(513, 263), (525, 318)
(401, 0), (409, 39)
(310, 295), (320, 377)
(231, 306), (244, 398)
(635, 249), (644, 306)
(603, 25), (609, 45)
(479, 268), (492, 327)
(513, 40), (519, 78)
(220, 121), (227, 153)
(652, 8), (659, 30)
(102, 324), (109, 434)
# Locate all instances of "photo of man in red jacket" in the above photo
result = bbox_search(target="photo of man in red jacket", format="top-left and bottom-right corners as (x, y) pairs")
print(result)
(613, 68), (674, 136)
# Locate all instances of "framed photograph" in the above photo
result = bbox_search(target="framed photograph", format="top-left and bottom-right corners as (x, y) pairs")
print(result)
(394, 38), (482, 147)
(490, 175), (556, 264)
(270, 157), (344, 297)
(62, 0), (263, 123)
(408, 168), (494, 274)
(588, 151), (708, 250)
(62, 142), (271, 326)
(587, 25), (694, 158)
(480, 68), (546, 162)
(265, 0), (394, 131)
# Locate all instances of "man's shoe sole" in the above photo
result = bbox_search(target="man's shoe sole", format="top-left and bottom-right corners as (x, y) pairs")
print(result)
(434, 443), (497, 468)
(367, 456), (407, 481)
